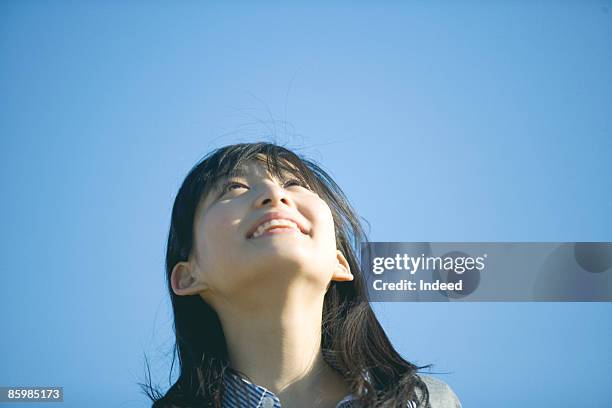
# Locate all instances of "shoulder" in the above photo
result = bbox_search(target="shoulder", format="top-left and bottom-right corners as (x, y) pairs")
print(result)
(415, 374), (462, 408)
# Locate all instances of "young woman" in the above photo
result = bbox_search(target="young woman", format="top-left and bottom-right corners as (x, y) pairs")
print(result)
(142, 142), (462, 408)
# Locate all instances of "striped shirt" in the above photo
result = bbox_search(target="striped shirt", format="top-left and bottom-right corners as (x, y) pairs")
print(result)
(221, 349), (424, 408)
(221, 370), (418, 408)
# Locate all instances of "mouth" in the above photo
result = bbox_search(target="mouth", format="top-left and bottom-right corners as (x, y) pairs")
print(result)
(246, 214), (309, 239)
(249, 226), (304, 239)
(247, 219), (309, 239)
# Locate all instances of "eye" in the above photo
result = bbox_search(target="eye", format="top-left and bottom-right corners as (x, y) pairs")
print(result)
(222, 181), (248, 193)
(284, 178), (309, 189)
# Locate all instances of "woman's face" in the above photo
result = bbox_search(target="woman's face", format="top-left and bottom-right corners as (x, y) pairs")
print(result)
(171, 158), (352, 307)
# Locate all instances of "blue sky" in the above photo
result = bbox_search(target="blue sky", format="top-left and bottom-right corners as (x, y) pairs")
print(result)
(1, 2), (611, 407)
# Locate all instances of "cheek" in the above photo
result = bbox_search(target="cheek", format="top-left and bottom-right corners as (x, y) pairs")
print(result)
(195, 209), (239, 267)
(199, 201), (244, 237)
(309, 200), (338, 253)
(194, 212), (250, 294)
(205, 212), (236, 235)
(321, 210), (337, 243)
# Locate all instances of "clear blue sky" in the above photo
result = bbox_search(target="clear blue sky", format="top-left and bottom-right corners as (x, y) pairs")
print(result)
(1, 2), (611, 407)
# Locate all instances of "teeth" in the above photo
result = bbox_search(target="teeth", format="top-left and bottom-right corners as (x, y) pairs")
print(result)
(251, 219), (300, 238)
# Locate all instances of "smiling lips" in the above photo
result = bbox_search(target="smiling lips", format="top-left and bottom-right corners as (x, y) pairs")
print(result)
(250, 219), (302, 239)
(246, 211), (309, 239)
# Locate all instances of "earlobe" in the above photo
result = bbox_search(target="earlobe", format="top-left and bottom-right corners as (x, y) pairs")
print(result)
(171, 261), (208, 296)
(331, 250), (354, 282)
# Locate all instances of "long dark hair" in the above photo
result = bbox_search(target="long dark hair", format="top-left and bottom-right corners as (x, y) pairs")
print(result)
(140, 142), (433, 407)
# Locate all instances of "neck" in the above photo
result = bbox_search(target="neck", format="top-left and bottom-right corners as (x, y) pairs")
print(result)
(214, 287), (350, 407)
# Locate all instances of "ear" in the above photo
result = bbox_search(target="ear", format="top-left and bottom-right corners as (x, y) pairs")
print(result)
(170, 261), (209, 296)
(331, 250), (353, 282)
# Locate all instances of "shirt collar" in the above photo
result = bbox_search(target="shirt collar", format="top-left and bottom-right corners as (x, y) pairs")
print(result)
(221, 371), (361, 408)
(221, 350), (361, 408)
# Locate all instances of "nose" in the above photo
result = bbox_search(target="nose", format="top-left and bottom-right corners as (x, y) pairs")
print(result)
(254, 181), (294, 208)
